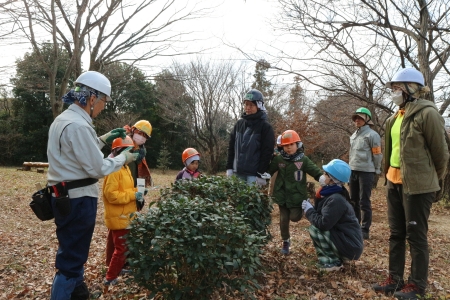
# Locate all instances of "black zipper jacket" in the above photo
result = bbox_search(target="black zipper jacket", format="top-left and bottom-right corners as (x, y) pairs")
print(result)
(226, 111), (275, 176)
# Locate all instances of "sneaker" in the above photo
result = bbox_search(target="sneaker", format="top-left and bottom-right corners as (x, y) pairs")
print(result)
(103, 278), (118, 286)
(372, 275), (404, 295)
(393, 283), (424, 300)
(362, 231), (369, 240)
(281, 240), (290, 255)
(318, 261), (343, 272)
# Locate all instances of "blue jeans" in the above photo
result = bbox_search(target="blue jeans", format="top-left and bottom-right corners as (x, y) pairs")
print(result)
(50, 196), (97, 299)
(236, 174), (257, 185)
(349, 171), (374, 233)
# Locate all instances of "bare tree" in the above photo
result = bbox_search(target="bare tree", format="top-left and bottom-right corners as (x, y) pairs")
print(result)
(269, 0), (450, 114)
(0, 0), (211, 118)
(155, 58), (248, 174)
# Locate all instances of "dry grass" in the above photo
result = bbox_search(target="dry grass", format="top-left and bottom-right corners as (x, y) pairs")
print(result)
(1, 167), (450, 299)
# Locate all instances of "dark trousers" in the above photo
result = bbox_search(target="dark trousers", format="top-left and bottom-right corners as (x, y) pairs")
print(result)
(349, 171), (374, 233)
(386, 180), (434, 291)
(279, 205), (303, 241)
(52, 196), (97, 279)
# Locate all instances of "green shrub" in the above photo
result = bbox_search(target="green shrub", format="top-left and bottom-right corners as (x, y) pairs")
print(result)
(170, 176), (273, 240)
(126, 176), (273, 299)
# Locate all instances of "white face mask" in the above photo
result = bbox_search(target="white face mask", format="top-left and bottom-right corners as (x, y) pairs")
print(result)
(391, 90), (404, 106)
(319, 175), (327, 187)
(132, 134), (147, 145)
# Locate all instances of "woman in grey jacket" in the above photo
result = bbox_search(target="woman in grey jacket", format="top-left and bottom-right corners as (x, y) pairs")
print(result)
(349, 107), (382, 240)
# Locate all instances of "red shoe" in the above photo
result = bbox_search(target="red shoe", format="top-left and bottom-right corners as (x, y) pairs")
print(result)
(393, 283), (425, 300)
(372, 275), (404, 295)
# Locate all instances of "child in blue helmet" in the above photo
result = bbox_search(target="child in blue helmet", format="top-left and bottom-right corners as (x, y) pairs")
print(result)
(302, 159), (364, 272)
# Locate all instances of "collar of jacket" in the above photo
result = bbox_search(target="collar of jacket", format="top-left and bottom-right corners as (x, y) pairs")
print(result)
(69, 104), (94, 128)
(356, 124), (370, 134)
(242, 110), (266, 121)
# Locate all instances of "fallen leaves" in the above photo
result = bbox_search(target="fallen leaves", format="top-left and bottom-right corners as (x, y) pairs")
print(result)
(1, 169), (450, 299)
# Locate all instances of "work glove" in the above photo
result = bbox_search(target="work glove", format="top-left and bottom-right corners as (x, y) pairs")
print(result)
(375, 169), (381, 175)
(120, 147), (139, 164)
(226, 169), (233, 177)
(257, 172), (271, 180)
(302, 200), (313, 212)
(135, 192), (145, 211)
(255, 177), (267, 186)
(99, 128), (126, 144)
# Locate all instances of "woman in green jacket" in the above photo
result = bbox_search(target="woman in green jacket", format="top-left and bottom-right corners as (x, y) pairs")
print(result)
(372, 68), (449, 300)
(268, 130), (322, 255)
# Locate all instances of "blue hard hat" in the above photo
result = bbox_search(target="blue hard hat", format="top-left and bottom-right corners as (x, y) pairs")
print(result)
(323, 159), (351, 183)
(244, 89), (264, 103)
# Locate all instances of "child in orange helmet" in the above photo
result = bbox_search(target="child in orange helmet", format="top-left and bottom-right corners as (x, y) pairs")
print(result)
(103, 136), (144, 286)
(175, 148), (201, 182)
(268, 130), (322, 255)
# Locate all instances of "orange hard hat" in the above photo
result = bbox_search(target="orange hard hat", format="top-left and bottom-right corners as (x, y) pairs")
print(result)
(182, 148), (200, 164)
(280, 130), (301, 146)
(112, 136), (134, 150)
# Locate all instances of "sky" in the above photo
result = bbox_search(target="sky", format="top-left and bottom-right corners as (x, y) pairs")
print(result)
(0, 0), (284, 90)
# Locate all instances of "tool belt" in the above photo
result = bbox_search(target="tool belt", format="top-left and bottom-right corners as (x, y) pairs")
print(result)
(30, 178), (98, 221)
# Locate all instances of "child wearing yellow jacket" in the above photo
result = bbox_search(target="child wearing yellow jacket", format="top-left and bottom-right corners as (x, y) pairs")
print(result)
(103, 136), (144, 286)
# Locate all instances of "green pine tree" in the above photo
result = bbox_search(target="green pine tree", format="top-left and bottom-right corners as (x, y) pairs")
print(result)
(157, 140), (171, 174)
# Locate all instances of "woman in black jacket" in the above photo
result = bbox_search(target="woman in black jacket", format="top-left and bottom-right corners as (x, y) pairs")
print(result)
(302, 159), (364, 271)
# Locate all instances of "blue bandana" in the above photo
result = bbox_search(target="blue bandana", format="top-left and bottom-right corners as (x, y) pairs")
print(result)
(319, 185), (343, 197)
(62, 86), (99, 106)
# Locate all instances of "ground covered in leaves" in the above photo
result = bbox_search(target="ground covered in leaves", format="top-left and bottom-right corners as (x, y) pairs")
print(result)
(1, 167), (450, 299)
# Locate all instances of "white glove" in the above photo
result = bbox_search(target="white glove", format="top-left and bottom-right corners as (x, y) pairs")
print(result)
(302, 200), (313, 212)
(120, 147), (139, 164)
(375, 169), (381, 175)
(257, 172), (271, 180)
(256, 177), (267, 186)
(226, 169), (233, 177)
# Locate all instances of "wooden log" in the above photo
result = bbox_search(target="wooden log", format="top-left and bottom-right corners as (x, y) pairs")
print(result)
(23, 162), (49, 168)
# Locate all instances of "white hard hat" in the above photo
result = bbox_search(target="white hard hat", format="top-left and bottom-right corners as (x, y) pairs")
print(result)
(75, 71), (112, 101)
(386, 67), (425, 88)
(276, 135), (282, 145)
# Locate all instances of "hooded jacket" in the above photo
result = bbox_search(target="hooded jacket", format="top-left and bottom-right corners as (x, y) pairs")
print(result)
(384, 98), (449, 195)
(226, 111), (275, 176)
(103, 165), (138, 230)
(305, 190), (364, 260)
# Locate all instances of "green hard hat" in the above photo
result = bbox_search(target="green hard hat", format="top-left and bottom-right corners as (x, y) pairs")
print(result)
(355, 107), (372, 118)
(352, 107), (374, 125)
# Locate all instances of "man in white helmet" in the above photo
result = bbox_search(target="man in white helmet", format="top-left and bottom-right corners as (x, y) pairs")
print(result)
(47, 71), (138, 300)
(372, 67), (449, 300)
